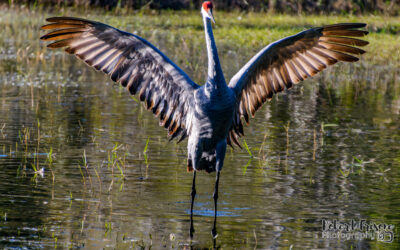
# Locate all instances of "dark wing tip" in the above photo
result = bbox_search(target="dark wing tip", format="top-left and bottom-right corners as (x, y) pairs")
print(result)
(323, 23), (367, 30)
(40, 16), (93, 47)
(46, 16), (93, 23)
(322, 29), (369, 37)
(41, 16), (95, 30)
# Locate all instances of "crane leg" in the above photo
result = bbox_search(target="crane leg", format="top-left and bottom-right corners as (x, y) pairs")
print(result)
(212, 140), (226, 239)
(190, 170), (196, 239)
(212, 170), (220, 238)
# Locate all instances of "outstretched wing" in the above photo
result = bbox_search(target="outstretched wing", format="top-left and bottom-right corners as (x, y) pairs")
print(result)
(227, 23), (368, 147)
(41, 17), (200, 142)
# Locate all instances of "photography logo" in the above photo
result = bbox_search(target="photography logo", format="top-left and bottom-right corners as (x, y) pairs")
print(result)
(320, 219), (395, 243)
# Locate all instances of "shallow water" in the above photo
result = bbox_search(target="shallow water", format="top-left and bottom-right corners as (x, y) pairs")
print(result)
(0, 10), (399, 249)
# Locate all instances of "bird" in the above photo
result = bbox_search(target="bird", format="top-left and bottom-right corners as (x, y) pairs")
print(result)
(40, 1), (368, 239)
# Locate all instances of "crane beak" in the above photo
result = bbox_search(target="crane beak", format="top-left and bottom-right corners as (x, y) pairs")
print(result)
(208, 10), (216, 24)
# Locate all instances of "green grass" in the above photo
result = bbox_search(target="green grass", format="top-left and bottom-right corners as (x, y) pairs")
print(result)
(1, 7), (400, 66)
(242, 138), (253, 158)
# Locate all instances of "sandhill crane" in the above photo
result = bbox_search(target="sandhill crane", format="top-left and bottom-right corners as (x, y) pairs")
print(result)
(40, 1), (368, 239)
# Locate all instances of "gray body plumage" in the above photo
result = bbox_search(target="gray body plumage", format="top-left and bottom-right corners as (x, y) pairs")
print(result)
(186, 12), (235, 173)
(188, 79), (235, 172)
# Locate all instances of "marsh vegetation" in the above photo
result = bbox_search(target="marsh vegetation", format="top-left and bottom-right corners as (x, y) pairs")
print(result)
(0, 6), (399, 249)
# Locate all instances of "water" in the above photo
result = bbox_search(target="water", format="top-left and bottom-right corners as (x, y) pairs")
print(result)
(0, 10), (399, 249)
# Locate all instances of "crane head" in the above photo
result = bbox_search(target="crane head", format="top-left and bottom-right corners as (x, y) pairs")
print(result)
(201, 1), (215, 24)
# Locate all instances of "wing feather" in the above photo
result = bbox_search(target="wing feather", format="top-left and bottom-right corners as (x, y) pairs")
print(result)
(228, 23), (368, 146)
(41, 17), (199, 140)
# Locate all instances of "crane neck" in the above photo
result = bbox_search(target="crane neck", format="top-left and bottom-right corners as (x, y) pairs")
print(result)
(203, 16), (225, 87)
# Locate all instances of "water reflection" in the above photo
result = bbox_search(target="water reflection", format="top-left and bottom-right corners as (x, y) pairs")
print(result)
(0, 13), (399, 250)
